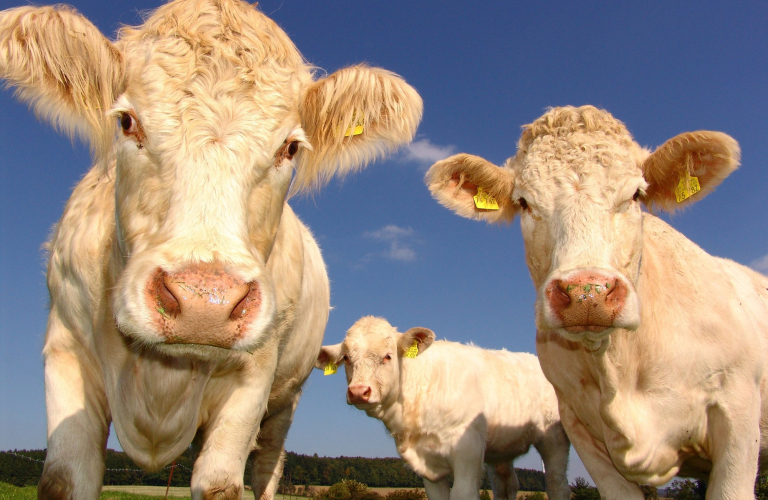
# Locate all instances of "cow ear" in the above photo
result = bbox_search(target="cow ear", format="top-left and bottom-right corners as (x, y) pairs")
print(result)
(425, 153), (518, 224)
(641, 131), (740, 212)
(0, 5), (125, 162)
(315, 343), (344, 370)
(398, 327), (435, 357)
(294, 64), (422, 193)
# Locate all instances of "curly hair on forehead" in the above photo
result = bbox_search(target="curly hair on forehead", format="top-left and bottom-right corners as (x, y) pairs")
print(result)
(516, 105), (636, 156)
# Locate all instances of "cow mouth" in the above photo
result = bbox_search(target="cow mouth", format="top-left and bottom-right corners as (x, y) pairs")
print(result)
(563, 324), (612, 334)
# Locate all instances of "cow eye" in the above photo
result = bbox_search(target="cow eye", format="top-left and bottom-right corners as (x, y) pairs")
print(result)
(383, 354), (392, 362)
(119, 113), (136, 135)
(287, 141), (300, 158)
(518, 198), (529, 210)
(632, 189), (641, 202)
(341, 355), (348, 362)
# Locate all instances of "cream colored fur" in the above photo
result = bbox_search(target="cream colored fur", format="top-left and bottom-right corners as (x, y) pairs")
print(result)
(316, 317), (571, 500)
(426, 106), (768, 499)
(0, 1), (422, 499)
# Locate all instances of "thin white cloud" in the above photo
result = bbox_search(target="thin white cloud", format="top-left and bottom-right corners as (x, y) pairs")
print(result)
(364, 225), (414, 241)
(402, 138), (456, 169)
(363, 224), (417, 262)
(751, 254), (768, 275)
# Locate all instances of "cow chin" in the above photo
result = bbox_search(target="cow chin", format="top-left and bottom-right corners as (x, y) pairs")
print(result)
(140, 341), (246, 362)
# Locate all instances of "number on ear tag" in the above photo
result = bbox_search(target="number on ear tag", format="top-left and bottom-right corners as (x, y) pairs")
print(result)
(404, 341), (419, 359)
(344, 113), (365, 137)
(473, 187), (500, 210)
(324, 362), (338, 375)
(675, 171), (701, 203)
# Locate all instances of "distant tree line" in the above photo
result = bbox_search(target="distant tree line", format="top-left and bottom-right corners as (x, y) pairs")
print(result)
(0, 449), (545, 491)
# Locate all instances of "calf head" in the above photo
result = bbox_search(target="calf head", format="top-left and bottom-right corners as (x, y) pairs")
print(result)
(0, 0), (422, 357)
(426, 106), (739, 347)
(315, 317), (434, 410)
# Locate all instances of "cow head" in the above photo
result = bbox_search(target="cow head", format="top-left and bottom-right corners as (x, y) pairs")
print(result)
(315, 317), (434, 411)
(426, 106), (739, 347)
(0, 1), (422, 358)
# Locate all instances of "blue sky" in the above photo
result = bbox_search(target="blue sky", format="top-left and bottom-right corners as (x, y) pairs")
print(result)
(1, 0), (767, 486)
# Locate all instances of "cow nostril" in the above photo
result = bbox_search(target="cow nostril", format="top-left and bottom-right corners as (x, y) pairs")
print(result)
(229, 282), (259, 320)
(154, 271), (181, 317)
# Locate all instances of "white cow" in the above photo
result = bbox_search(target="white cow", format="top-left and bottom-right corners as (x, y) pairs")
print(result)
(0, 1), (422, 498)
(316, 316), (571, 500)
(426, 105), (768, 499)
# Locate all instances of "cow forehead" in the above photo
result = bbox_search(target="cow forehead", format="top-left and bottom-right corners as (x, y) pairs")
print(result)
(117, 0), (312, 157)
(344, 317), (398, 357)
(512, 107), (647, 208)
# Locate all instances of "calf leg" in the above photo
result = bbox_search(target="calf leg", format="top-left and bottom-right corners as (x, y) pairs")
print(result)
(39, 319), (109, 500)
(534, 423), (571, 500)
(423, 478), (450, 500)
(249, 396), (300, 500)
(560, 404), (644, 500)
(485, 461), (518, 500)
(448, 430), (484, 500)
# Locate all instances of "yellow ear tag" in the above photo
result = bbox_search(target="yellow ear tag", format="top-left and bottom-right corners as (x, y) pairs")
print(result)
(674, 171), (701, 203)
(404, 341), (419, 359)
(344, 114), (365, 137)
(473, 187), (500, 210)
(324, 362), (338, 375)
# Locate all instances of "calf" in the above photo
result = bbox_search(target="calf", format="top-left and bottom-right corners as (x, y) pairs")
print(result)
(426, 105), (768, 499)
(316, 316), (571, 500)
(0, 1), (422, 498)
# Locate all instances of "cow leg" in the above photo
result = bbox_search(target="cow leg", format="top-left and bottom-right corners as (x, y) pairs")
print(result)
(485, 461), (518, 500)
(559, 405), (644, 500)
(705, 398), (761, 500)
(39, 320), (109, 500)
(249, 395), (299, 500)
(534, 424), (571, 500)
(422, 477), (450, 500)
(448, 430), (484, 500)
(191, 351), (278, 500)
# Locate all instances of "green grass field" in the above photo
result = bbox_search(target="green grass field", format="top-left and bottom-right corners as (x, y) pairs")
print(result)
(0, 483), (304, 500)
(0, 483), (189, 500)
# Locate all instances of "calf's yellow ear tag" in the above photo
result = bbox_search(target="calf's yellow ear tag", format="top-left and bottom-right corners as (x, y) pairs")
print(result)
(473, 187), (500, 210)
(404, 341), (419, 359)
(324, 362), (338, 375)
(344, 114), (365, 137)
(675, 171), (701, 203)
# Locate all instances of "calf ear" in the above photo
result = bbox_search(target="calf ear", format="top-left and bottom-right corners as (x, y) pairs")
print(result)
(426, 154), (518, 224)
(641, 131), (740, 211)
(398, 327), (435, 357)
(0, 5), (125, 162)
(294, 64), (423, 192)
(315, 343), (344, 370)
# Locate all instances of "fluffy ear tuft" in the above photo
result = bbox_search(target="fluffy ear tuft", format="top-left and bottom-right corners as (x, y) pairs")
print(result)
(397, 327), (435, 357)
(294, 65), (422, 193)
(425, 153), (517, 223)
(641, 131), (740, 212)
(0, 5), (125, 163)
(315, 343), (344, 370)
